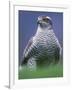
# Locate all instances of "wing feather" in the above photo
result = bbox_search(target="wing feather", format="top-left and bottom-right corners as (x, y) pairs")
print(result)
(21, 37), (34, 65)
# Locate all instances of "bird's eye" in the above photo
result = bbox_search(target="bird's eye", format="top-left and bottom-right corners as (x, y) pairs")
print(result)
(43, 18), (48, 23)
(43, 18), (52, 25)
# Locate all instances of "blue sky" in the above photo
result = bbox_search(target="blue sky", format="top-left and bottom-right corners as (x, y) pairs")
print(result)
(19, 10), (63, 63)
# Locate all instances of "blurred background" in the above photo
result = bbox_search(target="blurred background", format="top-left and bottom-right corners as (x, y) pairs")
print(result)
(19, 10), (63, 65)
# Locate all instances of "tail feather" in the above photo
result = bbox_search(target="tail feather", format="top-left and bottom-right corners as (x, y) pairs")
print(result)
(21, 56), (28, 66)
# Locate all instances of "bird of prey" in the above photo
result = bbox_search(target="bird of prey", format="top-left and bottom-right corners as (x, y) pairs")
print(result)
(21, 16), (62, 70)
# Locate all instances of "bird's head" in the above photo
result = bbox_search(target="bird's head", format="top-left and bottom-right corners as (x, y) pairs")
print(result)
(37, 16), (53, 30)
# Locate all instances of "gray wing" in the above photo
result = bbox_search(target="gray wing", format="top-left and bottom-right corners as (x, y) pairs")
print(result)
(21, 37), (34, 65)
(54, 38), (62, 63)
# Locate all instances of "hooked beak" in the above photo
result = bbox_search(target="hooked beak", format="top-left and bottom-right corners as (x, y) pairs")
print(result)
(37, 20), (42, 24)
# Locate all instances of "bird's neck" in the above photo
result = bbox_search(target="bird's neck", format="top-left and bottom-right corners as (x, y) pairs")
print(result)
(36, 26), (52, 35)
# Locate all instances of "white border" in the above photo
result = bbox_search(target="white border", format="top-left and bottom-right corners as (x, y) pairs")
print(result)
(9, 0), (71, 89)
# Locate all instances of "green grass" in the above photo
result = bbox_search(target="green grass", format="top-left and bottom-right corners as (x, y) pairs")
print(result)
(19, 64), (63, 79)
